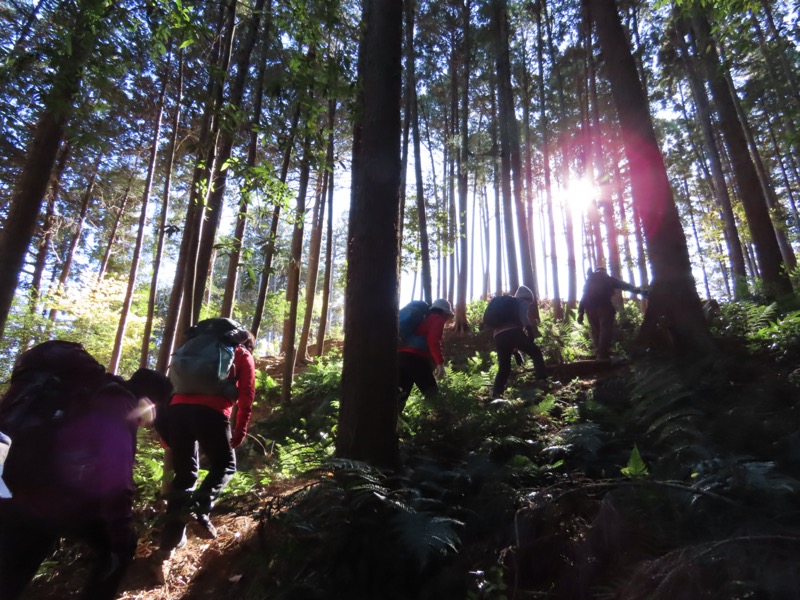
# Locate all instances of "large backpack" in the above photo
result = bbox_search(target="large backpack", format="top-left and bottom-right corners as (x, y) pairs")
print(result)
(169, 318), (248, 399)
(398, 301), (430, 351)
(483, 295), (520, 328)
(0, 340), (109, 495)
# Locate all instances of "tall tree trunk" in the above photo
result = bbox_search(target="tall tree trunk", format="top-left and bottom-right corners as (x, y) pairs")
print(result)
(108, 58), (168, 374)
(157, 1), (232, 372)
(589, 0), (711, 352)
(189, 0), (266, 322)
(454, 0), (471, 332)
(142, 49), (184, 370)
(674, 22), (748, 295)
(298, 173), (326, 362)
(0, 0), (108, 338)
(690, 11), (792, 298)
(490, 73), (503, 295)
(251, 105), (300, 339)
(221, 26), (270, 319)
(281, 135), (312, 402)
(491, 0), (520, 291)
(315, 99), (337, 357)
(337, 0), (401, 469)
(97, 160), (137, 284)
(537, 3), (562, 319)
(48, 153), (103, 324)
(30, 142), (70, 312)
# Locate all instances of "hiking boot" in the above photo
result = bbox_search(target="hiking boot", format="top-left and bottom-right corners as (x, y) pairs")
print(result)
(192, 513), (218, 539)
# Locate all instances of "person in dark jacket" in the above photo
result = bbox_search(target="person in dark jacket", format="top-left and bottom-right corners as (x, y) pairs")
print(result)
(577, 267), (647, 360)
(154, 328), (256, 568)
(491, 286), (548, 398)
(398, 298), (454, 412)
(0, 368), (173, 600)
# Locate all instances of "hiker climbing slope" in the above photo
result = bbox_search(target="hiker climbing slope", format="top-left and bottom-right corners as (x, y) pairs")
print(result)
(0, 341), (172, 600)
(577, 267), (647, 360)
(484, 286), (547, 398)
(397, 298), (454, 412)
(155, 318), (256, 566)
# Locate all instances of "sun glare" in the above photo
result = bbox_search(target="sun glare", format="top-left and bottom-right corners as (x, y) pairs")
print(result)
(555, 178), (596, 213)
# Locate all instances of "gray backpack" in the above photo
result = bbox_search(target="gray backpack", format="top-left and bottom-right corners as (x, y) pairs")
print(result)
(169, 318), (246, 399)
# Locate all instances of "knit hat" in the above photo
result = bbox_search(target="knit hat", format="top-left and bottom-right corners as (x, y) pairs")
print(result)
(431, 298), (454, 316)
(514, 286), (534, 301)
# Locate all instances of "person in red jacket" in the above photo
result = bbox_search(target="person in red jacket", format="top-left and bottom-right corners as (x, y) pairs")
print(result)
(398, 298), (453, 412)
(155, 329), (256, 562)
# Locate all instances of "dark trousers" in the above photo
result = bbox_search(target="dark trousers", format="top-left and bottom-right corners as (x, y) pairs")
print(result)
(398, 352), (438, 412)
(492, 327), (547, 397)
(0, 512), (134, 600)
(161, 404), (235, 550)
(586, 305), (615, 359)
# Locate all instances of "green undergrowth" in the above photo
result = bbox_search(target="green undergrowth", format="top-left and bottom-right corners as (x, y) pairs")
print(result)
(129, 298), (800, 599)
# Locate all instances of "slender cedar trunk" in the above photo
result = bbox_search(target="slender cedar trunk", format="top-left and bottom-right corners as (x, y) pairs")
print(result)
(481, 186), (490, 298)
(179, 0), (236, 333)
(406, 0), (432, 304)
(690, 11), (791, 298)
(315, 99), (336, 357)
(454, 0), (470, 332)
(537, 4), (562, 319)
(520, 43), (539, 298)
(764, 114), (800, 231)
(142, 50), (184, 370)
(683, 180), (712, 299)
(298, 173), (326, 362)
(755, 4), (800, 117)
(491, 0), (520, 291)
(544, 0), (577, 310)
(190, 0), (267, 321)
(589, 0), (711, 352)
(337, 0), (402, 469)
(611, 156), (636, 286)
(581, 15), (605, 269)
(221, 30), (270, 319)
(746, 243), (760, 279)
(280, 135), (311, 403)
(108, 59), (169, 374)
(157, 2), (231, 372)
(722, 60), (797, 273)
(447, 79), (456, 306)
(674, 24), (748, 294)
(251, 105), (300, 338)
(469, 178), (477, 301)
(98, 158), (138, 283)
(588, 50), (621, 283)
(490, 73), (503, 295)
(30, 143), (70, 311)
(0, 0), (107, 338)
(48, 153), (103, 324)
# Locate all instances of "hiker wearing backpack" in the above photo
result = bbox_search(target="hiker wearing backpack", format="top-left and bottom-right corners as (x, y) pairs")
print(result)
(484, 286), (547, 398)
(577, 267), (647, 360)
(0, 341), (173, 600)
(154, 319), (256, 567)
(397, 298), (454, 411)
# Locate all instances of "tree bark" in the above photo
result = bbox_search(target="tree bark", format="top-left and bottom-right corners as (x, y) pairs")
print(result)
(336, 0), (401, 469)
(315, 99), (337, 357)
(690, 11), (792, 298)
(0, 0), (108, 338)
(48, 153), (103, 324)
(589, 0), (711, 352)
(108, 56), (169, 375)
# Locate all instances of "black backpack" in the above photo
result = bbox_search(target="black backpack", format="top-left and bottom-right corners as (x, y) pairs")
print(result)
(0, 340), (110, 494)
(483, 295), (520, 328)
(169, 318), (249, 399)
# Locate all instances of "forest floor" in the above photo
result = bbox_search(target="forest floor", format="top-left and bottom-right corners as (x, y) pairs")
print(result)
(18, 330), (706, 599)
